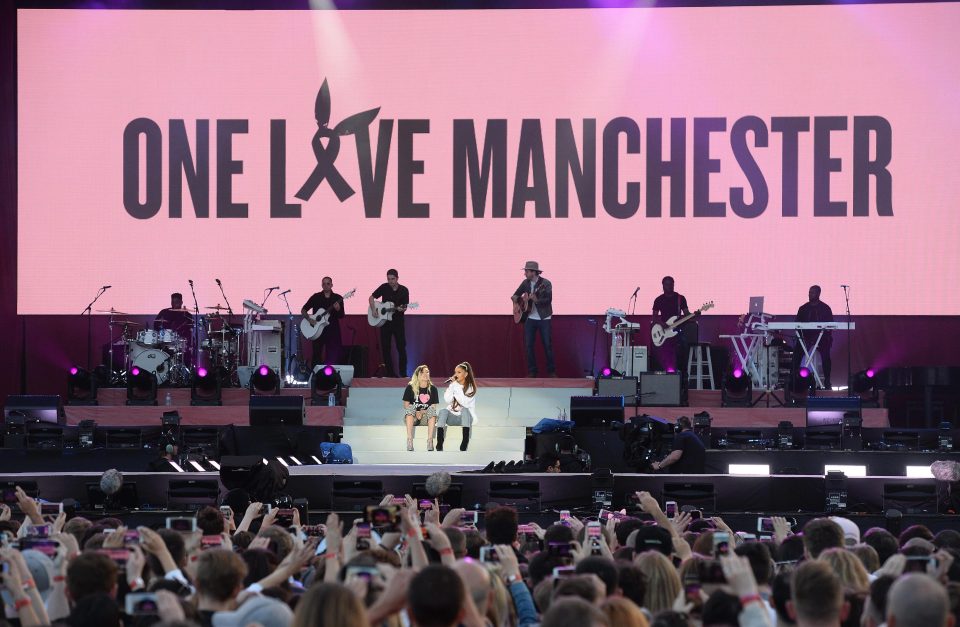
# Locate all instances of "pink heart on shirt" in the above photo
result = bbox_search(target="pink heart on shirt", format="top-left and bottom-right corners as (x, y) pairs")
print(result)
(419, 393), (431, 403)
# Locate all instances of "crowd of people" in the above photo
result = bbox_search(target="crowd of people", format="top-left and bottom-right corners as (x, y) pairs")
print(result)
(1, 483), (958, 627)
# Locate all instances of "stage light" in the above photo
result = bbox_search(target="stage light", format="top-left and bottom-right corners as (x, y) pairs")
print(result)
(126, 367), (158, 406)
(189, 460), (206, 472)
(905, 465), (934, 478)
(799, 367), (810, 378)
(824, 464), (866, 477)
(191, 367), (222, 406)
(275, 456), (289, 467)
(208, 460), (221, 470)
(849, 369), (879, 407)
(67, 366), (98, 405)
(721, 369), (752, 407)
(311, 455), (323, 465)
(290, 456), (302, 466)
(728, 464), (770, 476)
(666, 367), (676, 374)
(600, 367), (615, 378)
(169, 461), (186, 473)
(311, 364), (343, 406)
(249, 365), (280, 395)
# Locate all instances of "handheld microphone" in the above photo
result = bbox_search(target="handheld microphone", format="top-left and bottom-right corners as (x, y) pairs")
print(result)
(444, 376), (456, 384)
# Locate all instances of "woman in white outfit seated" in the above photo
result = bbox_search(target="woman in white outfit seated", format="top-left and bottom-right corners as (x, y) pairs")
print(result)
(436, 361), (478, 451)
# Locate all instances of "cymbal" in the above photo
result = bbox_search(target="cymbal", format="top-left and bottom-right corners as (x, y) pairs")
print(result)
(204, 305), (229, 310)
(166, 308), (194, 313)
(109, 320), (142, 327)
(97, 308), (130, 315)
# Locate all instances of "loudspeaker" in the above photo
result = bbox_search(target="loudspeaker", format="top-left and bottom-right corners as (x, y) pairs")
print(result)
(331, 480), (383, 511)
(487, 480), (541, 513)
(343, 345), (369, 378)
(3, 395), (63, 425)
(639, 373), (682, 406)
(570, 396), (623, 427)
(249, 395), (304, 426)
(597, 377), (639, 406)
(219, 456), (266, 491)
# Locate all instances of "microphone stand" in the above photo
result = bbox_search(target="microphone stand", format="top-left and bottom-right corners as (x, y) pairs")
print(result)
(80, 286), (109, 370)
(188, 281), (201, 370)
(843, 285), (852, 391)
(216, 281), (235, 320)
(260, 287), (278, 310)
(279, 291), (299, 380)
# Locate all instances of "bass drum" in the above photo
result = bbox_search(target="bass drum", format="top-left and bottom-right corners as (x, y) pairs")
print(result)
(127, 341), (172, 385)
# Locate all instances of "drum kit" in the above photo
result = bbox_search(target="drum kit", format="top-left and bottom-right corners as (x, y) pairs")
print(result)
(100, 305), (244, 386)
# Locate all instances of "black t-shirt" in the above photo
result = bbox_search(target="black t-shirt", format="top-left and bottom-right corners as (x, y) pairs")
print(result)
(402, 384), (439, 409)
(155, 308), (194, 335)
(372, 283), (410, 315)
(652, 292), (688, 321)
(796, 300), (834, 348)
(671, 430), (706, 474)
(303, 291), (345, 319)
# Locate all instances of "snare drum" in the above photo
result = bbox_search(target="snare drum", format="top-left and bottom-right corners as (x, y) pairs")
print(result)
(127, 341), (171, 384)
(137, 329), (160, 346)
(157, 329), (180, 345)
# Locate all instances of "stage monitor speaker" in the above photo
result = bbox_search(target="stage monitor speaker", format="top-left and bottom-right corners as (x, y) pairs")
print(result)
(597, 377), (639, 406)
(249, 395), (304, 426)
(487, 480), (541, 513)
(570, 396), (623, 427)
(85, 482), (140, 511)
(806, 396), (861, 427)
(412, 482), (463, 508)
(167, 479), (220, 510)
(3, 395), (63, 425)
(639, 373), (682, 407)
(883, 482), (937, 514)
(662, 482), (717, 513)
(331, 480), (384, 511)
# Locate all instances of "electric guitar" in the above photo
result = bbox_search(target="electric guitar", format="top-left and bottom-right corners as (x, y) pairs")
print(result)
(650, 301), (714, 347)
(368, 300), (420, 327)
(300, 289), (356, 340)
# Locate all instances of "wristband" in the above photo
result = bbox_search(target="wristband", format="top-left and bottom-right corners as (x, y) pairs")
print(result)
(407, 529), (420, 539)
(22, 579), (36, 590)
(739, 594), (763, 606)
(324, 552), (339, 560)
(53, 575), (66, 583)
(128, 577), (145, 590)
(15, 598), (31, 611)
(439, 548), (454, 556)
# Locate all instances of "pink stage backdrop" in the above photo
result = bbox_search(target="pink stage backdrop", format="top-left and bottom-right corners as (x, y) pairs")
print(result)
(17, 5), (960, 316)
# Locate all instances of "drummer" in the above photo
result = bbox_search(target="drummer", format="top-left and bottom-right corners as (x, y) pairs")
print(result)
(155, 293), (195, 364)
(155, 293), (194, 334)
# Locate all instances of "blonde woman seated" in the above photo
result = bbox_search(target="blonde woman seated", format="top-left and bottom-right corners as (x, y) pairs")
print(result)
(402, 365), (440, 451)
(437, 362), (478, 452)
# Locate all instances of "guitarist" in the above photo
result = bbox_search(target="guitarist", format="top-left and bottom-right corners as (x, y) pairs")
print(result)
(301, 276), (345, 369)
(511, 261), (556, 377)
(651, 276), (699, 375)
(369, 268), (410, 378)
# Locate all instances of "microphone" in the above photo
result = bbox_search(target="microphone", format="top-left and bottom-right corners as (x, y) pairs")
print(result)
(188, 279), (193, 286)
(215, 279), (222, 285)
(267, 286), (279, 291)
(841, 284), (850, 288)
(425, 471), (452, 498)
(279, 289), (291, 296)
(102, 285), (112, 289)
(444, 376), (456, 384)
(631, 286), (640, 298)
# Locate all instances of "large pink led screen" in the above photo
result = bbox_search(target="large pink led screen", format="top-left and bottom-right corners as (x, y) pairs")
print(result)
(17, 5), (960, 315)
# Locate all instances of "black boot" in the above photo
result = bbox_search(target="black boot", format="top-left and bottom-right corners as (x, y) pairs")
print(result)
(436, 428), (445, 451)
(460, 427), (471, 451)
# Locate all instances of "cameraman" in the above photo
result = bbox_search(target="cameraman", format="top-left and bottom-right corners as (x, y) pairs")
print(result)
(651, 416), (705, 474)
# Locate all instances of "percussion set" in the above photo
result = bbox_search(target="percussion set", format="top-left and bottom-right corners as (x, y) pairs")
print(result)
(100, 305), (244, 386)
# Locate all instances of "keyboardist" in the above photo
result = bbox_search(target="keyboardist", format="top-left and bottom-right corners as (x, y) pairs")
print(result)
(794, 285), (834, 388)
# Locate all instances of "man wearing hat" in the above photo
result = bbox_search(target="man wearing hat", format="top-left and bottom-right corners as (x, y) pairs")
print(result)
(512, 261), (556, 377)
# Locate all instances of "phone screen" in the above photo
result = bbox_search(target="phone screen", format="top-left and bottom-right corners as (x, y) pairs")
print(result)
(665, 501), (678, 518)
